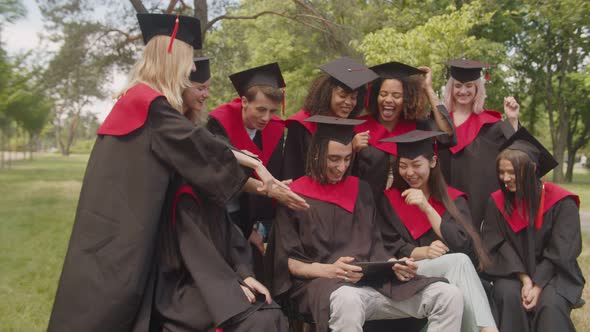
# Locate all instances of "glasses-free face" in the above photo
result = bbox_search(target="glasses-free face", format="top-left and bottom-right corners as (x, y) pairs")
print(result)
(398, 155), (436, 192)
(182, 80), (210, 113)
(325, 140), (353, 184)
(330, 86), (358, 118)
(241, 92), (280, 131)
(452, 80), (477, 106)
(377, 79), (404, 125)
(498, 158), (517, 192)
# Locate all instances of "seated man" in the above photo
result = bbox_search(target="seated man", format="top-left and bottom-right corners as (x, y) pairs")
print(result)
(268, 115), (464, 332)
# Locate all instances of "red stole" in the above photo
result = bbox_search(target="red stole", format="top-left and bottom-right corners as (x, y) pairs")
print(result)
(354, 115), (417, 156)
(491, 182), (580, 233)
(384, 187), (466, 240)
(97, 83), (163, 136)
(290, 176), (359, 213)
(171, 185), (201, 227)
(449, 109), (502, 154)
(209, 98), (285, 166)
(286, 109), (317, 134)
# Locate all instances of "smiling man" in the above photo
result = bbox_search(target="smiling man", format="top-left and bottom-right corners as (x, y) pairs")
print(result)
(207, 63), (286, 270)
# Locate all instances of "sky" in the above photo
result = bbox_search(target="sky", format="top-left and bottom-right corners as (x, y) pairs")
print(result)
(2, 0), (126, 121)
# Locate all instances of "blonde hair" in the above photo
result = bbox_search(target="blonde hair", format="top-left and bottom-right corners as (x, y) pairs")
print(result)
(443, 77), (487, 114)
(119, 35), (194, 111)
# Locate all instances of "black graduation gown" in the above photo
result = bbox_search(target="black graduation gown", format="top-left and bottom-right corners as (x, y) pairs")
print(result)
(206, 99), (284, 238)
(154, 178), (287, 332)
(377, 189), (477, 264)
(353, 105), (457, 198)
(438, 110), (515, 229)
(48, 84), (248, 332)
(268, 176), (445, 332)
(281, 109), (315, 181)
(481, 185), (585, 332)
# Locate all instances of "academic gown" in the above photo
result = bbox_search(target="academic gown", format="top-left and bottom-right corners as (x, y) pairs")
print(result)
(438, 110), (515, 230)
(377, 187), (477, 264)
(47, 84), (248, 332)
(281, 109), (316, 181)
(267, 176), (445, 332)
(207, 98), (285, 238)
(154, 178), (287, 332)
(481, 183), (585, 332)
(352, 105), (456, 198)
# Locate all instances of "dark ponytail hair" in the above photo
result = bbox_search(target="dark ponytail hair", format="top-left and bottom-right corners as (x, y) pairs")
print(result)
(393, 153), (491, 270)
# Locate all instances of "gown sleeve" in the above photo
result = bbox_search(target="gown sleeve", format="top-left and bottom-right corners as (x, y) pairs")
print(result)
(481, 197), (527, 278)
(282, 122), (310, 180)
(533, 197), (581, 289)
(417, 105), (457, 148)
(376, 194), (418, 258)
(174, 195), (252, 326)
(439, 197), (476, 261)
(148, 98), (248, 207)
(227, 218), (255, 279)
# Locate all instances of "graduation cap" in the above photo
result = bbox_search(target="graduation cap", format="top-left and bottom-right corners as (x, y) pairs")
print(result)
(370, 61), (425, 79)
(137, 13), (202, 51)
(305, 115), (366, 145)
(499, 127), (558, 177)
(380, 130), (447, 159)
(319, 57), (379, 90)
(442, 59), (492, 83)
(189, 57), (210, 83)
(229, 63), (286, 97)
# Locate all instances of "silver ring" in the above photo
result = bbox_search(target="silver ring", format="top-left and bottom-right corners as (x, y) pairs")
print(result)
(344, 277), (349, 282)
(344, 271), (349, 276)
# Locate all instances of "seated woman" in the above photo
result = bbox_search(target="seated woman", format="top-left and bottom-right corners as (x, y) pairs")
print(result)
(282, 57), (378, 180)
(152, 64), (309, 332)
(482, 127), (585, 332)
(353, 61), (455, 198)
(376, 130), (497, 332)
(268, 116), (464, 332)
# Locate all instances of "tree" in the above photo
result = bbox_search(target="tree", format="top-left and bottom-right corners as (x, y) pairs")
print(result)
(510, 0), (590, 182)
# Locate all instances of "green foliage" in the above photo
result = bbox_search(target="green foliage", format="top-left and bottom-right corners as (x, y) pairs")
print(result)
(0, 0), (26, 24)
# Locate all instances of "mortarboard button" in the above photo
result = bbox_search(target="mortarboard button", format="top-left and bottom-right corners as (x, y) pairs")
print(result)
(499, 127), (558, 177)
(442, 59), (492, 83)
(370, 61), (425, 79)
(305, 115), (366, 145)
(137, 13), (202, 50)
(229, 63), (286, 97)
(380, 130), (446, 159)
(319, 57), (378, 90)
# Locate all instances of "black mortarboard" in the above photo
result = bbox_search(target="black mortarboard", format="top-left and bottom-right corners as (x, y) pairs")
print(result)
(137, 13), (202, 49)
(442, 59), (492, 83)
(189, 57), (210, 83)
(499, 127), (558, 177)
(370, 61), (425, 79)
(319, 57), (379, 90)
(305, 115), (366, 145)
(229, 63), (286, 96)
(380, 130), (446, 159)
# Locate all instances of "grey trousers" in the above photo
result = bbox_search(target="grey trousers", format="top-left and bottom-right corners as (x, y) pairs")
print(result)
(328, 282), (463, 332)
(417, 253), (496, 331)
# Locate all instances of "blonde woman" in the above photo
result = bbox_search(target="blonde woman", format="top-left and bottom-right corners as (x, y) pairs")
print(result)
(438, 59), (520, 230)
(47, 14), (301, 332)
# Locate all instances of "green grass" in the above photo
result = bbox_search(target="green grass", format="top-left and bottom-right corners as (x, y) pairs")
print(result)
(0, 154), (88, 331)
(562, 170), (590, 211)
(0, 154), (589, 331)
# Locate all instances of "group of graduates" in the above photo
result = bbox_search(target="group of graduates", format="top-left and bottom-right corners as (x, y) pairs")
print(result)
(47, 12), (585, 332)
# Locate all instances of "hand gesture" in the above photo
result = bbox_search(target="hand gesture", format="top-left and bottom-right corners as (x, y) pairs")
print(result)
(425, 240), (449, 259)
(242, 277), (273, 304)
(503, 96), (520, 122)
(401, 188), (430, 212)
(268, 180), (310, 210)
(523, 285), (542, 311)
(325, 256), (364, 283)
(248, 229), (265, 255)
(391, 257), (418, 282)
(353, 131), (370, 152)
(419, 66), (433, 91)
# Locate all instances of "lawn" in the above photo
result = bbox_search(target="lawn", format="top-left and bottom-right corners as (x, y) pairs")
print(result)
(0, 154), (589, 331)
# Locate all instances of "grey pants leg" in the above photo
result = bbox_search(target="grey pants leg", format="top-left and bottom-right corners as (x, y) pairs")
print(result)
(328, 282), (463, 332)
(417, 253), (496, 331)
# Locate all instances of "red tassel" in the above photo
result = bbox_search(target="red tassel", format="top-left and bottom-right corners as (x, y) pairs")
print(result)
(167, 15), (180, 54)
(484, 70), (491, 81)
(434, 139), (438, 156)
(282, 88), (286, 117)
(364, 82), (371, 110)
(216, 329), (223, 332)
(534, 182), (545, 230)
